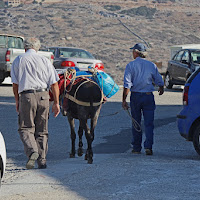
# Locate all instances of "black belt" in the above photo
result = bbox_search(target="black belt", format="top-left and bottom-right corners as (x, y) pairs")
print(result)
(132, 92), (152, 95)
(20, 88), (48, 94)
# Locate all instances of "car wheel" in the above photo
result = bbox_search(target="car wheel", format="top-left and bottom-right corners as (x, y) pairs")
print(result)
(0, 78), (5, 85)
(0, 169), (1, 187)
(165, 73), (173, 89)
(193, 124), (200, 155)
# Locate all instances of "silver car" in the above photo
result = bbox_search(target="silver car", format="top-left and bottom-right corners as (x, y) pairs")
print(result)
(47, 47), (104, 71)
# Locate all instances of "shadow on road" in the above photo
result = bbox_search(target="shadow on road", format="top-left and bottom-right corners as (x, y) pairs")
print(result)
(0, 94), (193, 160)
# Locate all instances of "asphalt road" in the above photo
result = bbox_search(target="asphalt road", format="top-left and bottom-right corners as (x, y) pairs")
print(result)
(0, 78), (200, 200)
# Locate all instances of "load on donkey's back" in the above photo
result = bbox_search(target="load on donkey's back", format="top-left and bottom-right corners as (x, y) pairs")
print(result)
(49, 66), (119, 115)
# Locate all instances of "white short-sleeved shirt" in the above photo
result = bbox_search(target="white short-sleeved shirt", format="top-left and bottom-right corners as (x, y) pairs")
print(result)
(11, 49), (59, 94)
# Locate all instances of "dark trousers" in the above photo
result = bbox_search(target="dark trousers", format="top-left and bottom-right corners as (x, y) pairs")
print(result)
(130, 92), (156, 152)
(18, 91), (49, 165)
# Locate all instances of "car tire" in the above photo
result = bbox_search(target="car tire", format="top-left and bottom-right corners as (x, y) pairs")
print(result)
(0, 78), (5, 85)
(193, 124), (200, 155)
(0, 169), (1, 187)
(165, 73), (173, 89)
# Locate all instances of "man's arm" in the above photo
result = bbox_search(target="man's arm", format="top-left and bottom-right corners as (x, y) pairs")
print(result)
(51, 82), (60, 117)
(152, 66), (164, 96)
(12, 83), (19, 112)
(122, 87), (130, 110)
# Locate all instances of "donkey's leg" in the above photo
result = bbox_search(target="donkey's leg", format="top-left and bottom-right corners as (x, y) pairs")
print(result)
(86, 109), (100, 164)
(67, 115), (76, 158)
(77, 121), (84, 157)
(81, 119), (92, 163)
(84, 118), (96, 164)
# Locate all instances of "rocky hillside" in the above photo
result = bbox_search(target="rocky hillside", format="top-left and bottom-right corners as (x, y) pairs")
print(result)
(0, 0), (200, 84)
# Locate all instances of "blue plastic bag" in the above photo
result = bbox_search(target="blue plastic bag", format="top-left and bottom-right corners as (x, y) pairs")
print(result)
(76, 70), (119, 98)
(95, 71), (119, 98)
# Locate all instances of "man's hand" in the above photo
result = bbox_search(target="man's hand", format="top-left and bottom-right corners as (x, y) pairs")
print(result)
(52, 103), (60, 117)
(122, 87), (130, 110)
(51, 82), (60, 117)
(15, 100), (19, 113)
(122, 101), (129, 110)
(158, 86), (164, 95)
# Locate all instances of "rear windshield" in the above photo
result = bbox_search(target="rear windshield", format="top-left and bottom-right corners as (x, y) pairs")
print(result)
(0, 35), (24, 49)
(59, 48), (95, 59)
(191, 51), (200, 64)
(0, 35), (6, 46)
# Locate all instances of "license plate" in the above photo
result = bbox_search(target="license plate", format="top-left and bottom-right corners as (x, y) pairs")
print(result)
(77, 63), (93, 70)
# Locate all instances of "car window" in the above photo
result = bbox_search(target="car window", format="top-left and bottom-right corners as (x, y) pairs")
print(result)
(173, 51), (184, 62)
(191, 51), (200, 64)
(79, 51), (92, 58)
(7, 36), (24, 49)
(49, 48), (56, 56)
(8, 37), (15, 48)
(181, 51), (189, 64)
(16, 37), (24, 49)
(60, 49), (71, 57)
(0, 35), (6, 47)
(59, 48), (95, 59)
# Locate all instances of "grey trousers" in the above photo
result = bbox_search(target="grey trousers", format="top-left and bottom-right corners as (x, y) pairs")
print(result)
(18, 91), (49, 165)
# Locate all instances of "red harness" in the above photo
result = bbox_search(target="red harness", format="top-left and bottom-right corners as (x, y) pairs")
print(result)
(49, 74), (85, 101)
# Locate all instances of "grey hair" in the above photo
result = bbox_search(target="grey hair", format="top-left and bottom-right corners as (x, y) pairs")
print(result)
(134, 49), (148, 58)
(24, 37), (41, 51)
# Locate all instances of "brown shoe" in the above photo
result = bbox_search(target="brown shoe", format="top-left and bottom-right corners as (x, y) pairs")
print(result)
(26, 152), (39, 169)
(38, 164), (47, 169)
(132, 149), (141, 154)
(145, 149), (153, 155)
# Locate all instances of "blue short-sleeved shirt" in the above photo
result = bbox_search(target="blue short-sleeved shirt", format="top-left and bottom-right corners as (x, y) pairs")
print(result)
(123, 57), (164, 92)
(11, 49), (59, 94)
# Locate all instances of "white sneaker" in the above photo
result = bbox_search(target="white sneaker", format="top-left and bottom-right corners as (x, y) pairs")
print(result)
(26, 152), (39, 169)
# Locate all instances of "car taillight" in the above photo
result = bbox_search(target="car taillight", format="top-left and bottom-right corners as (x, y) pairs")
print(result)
(183, 85), (189, 105)
(95, 63), (104, 70)
(6, 50), (10, 62)
(61, 61), (75, 67)
(50, 54), (54, 63)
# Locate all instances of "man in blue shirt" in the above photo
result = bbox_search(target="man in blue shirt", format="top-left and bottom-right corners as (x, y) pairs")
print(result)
(122, 43), (164, 155)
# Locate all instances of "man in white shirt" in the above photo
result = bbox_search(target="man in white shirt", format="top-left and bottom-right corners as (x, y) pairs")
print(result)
(11, 37), (60, 169)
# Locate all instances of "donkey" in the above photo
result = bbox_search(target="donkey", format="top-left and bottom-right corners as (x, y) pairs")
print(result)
(64, 78), (103, 164)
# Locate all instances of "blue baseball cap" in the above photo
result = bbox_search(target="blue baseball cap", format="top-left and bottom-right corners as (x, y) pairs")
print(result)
(130, 43), (147, 52)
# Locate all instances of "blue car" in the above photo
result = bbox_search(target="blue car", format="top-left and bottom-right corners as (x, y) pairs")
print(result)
(177, 67), (200, 155)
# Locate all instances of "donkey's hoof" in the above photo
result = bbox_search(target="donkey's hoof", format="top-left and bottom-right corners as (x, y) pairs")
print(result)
(84, 154), (88, 160)
(70, 153), (75, 158)
(87, 158), (93, 164)
(78, 148), (83, 157)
